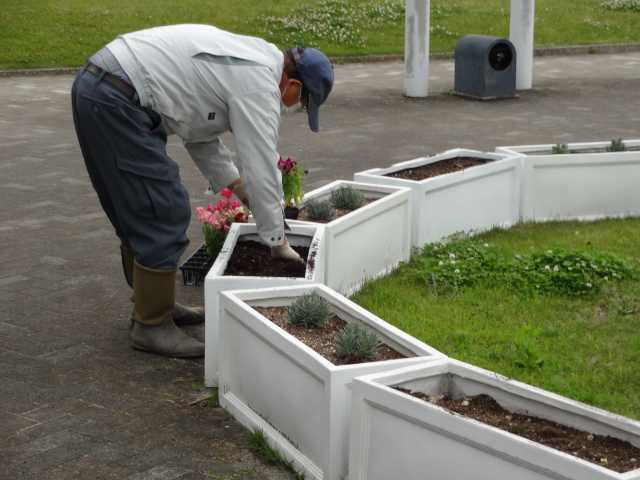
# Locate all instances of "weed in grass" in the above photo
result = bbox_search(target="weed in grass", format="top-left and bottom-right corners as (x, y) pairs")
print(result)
(414, 238), (634, 298)
(248, 430), (305, 479)
(260, 0), (404, 47)
(602, 0), (640, 11)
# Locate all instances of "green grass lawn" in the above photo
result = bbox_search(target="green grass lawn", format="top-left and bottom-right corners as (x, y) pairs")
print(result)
(352, 218), (640, 420)
(1, 0), (639, 69)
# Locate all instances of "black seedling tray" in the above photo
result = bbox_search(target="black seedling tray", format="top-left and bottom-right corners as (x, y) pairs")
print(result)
(179, 244), (215, 287)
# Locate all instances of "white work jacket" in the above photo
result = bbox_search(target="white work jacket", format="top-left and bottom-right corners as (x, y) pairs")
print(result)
(108, 24), (286, 247)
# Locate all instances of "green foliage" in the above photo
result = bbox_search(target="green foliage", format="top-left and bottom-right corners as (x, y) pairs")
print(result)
(282, 166), (305, 207)
(248, 430), (305, 479)
(203, 223), (226, 258)
(330, 186), (367, 210)
(607, 138), (627, 151)
(602, 0), (640, 11)
(414, 237), (634, 297)
(287, 292), (331, 328)
(304, 199), (336, 221)
(551, 143), (571, 154)
(335, 323), (379, 362)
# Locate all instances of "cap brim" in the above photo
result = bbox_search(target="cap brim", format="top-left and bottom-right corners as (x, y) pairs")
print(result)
(307, 94), (320, 133)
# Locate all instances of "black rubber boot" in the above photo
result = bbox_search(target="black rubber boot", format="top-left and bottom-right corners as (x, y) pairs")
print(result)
(129, 262), (204, 358)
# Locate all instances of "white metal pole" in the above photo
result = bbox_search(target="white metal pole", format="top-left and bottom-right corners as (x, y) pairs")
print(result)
(404, 0), (430, 97)
(509, 0), (535, 90)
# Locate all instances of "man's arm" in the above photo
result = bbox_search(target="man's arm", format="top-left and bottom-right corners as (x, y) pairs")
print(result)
(184, 137), (240, 193)
(227, 90), (285, 248)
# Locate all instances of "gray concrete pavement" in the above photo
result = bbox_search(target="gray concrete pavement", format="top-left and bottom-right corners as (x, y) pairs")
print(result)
(1, 52), (639, 479)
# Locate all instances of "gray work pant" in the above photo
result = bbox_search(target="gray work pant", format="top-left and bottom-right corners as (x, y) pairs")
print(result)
(71, 67), (190, 270)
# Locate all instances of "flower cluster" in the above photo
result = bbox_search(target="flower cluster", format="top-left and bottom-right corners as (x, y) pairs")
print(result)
(278, 156), (305, 207)
(196, 188), (248, 257)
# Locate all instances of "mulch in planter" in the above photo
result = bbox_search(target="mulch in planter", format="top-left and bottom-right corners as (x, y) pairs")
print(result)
(386, 156), (490, 181)
(298, 198), (377, 223)
(395, 388), (640, 473)
(255, 306), (406, 366)
(224, 240), (309, 277)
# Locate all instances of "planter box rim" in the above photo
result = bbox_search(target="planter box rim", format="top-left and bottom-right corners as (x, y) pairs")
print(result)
(207, 222), (322, 281)
(220, 284), (443, 372)
(497, 139), (640, 156)
(357, 148), (515, 184)
(292, 180), (411, 228)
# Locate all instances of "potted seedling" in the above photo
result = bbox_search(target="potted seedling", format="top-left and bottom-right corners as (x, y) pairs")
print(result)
(354, 149), (522, 247)
(292, 180), (413, 295)
(496, 139), (640, 222)
(279, 156), (305, 219)
(349, 359), (640, 480)
(218, 284), (443, 480)
(180, 187), (248, 286)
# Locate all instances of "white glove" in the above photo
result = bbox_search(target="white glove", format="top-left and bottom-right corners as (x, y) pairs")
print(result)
(271, 239), (304, 263)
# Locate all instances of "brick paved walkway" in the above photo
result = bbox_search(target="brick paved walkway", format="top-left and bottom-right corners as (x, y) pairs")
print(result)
(1, 53), (639, 479)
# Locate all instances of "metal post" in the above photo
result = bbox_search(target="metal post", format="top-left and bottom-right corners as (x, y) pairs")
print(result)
(404, 0), (430, 97)
(509, 0), (535, 90)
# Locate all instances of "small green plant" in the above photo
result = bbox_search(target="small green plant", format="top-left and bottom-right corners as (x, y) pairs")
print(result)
(330, 186), (366, 210)
(607, 138), (627, 152)
(248, 430), (305, 479)
(287, 292), (331, 328)
(551, 143), (570, 154)
(335, 323), (379, 362)
(304, 199), (336, 221)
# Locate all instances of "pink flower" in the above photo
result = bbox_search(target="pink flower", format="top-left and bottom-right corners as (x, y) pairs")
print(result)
(221, 188), (233, 199)
(230, 200), (241, 209)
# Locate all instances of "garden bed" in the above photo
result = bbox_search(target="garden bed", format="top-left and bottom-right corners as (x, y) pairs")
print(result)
(396, 388), (640, 473)
(496, 139), (640, 222)
(290, 180), (412, 295)
(386, 156), (490, 180)
(218, 284), (443, 480)
(203, 223), (324, 387)
(255, 306), (404, 365)
(354, 149), (521, 247)
(349, 359), (640, 480)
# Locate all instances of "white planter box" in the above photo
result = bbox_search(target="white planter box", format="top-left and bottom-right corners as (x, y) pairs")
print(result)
(218, 284), (444, 480)
(349, 358), (640, 480)
(354, 149), (522, 247)
(291, 180), (412, 295)
(204, 223), (325, 387)
(496, 140), (640, 222)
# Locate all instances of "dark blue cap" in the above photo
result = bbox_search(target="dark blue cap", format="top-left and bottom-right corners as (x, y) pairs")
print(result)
(292, 48), (334, 132)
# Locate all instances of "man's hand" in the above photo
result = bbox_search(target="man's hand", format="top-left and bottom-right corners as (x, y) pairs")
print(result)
(271, 238), (304, 263)
(227, 179), (250, 209)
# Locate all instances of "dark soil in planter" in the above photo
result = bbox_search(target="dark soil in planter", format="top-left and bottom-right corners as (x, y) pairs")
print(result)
(224, 240), (309, 277)
(298, 198), (377, 223)
(395, 388), (640, 473)
(386, 156), (490, 181)
(255, 306), (406, 365)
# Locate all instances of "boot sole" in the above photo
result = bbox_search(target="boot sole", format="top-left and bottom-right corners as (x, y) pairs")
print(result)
(131, 342), (204, 358)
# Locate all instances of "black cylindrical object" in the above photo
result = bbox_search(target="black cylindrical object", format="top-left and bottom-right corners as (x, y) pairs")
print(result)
(454, 35), (517, 99)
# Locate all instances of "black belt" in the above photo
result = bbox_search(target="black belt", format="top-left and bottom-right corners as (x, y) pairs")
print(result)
(86, 63), (137, 100)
